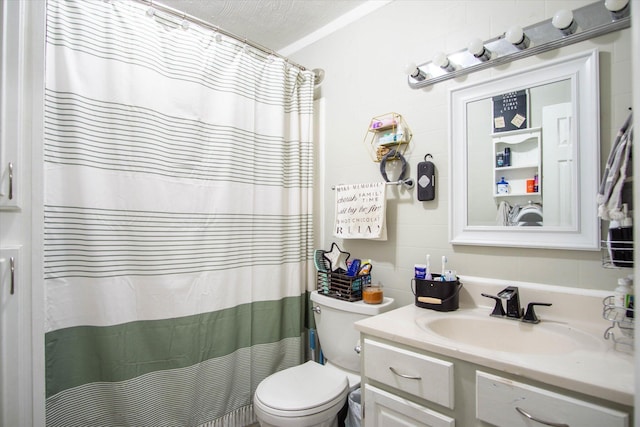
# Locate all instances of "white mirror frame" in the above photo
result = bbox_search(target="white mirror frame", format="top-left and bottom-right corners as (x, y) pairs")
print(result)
(449, 49), (600, 250)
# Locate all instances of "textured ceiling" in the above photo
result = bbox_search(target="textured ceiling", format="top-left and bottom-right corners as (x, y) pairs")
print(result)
(158, 0), (368, 52)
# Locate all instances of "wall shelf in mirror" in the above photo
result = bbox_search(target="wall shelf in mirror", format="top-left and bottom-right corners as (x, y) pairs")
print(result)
(492, 128), (541, 199)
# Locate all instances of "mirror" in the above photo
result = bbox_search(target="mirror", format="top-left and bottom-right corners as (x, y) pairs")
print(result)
(449, 49), (600, 250)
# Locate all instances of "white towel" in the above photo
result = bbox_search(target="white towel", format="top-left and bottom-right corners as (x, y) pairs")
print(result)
(496, 201), (511, 226)
(333, 182), (387, 240)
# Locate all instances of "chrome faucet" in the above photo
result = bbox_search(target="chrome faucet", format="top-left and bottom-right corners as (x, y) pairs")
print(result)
(481, 286), (551, 324)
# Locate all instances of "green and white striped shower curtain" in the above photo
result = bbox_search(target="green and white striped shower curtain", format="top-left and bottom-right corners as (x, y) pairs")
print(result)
(44, 1), (314, 425)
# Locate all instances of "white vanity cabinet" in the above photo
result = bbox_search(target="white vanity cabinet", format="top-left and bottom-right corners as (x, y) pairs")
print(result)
(0, 0), (22, 210)
(362, 338), (455, 427)
(476, 371), (628, 427)
(363, 339), (454, 408)
(364, 385), (454, 427)
(360, 336), (631, 427)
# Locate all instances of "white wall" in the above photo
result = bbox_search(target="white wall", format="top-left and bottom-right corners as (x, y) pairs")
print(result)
(291, 0), (633, 307)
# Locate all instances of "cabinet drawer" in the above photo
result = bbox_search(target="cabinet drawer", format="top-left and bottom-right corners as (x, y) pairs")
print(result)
(364, 384), (455, 427)
(476, 371), (629, 427)
(363, 339), (454, 409)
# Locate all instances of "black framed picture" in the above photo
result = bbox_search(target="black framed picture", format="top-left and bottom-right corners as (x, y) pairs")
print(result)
(492, 90), (528, 133)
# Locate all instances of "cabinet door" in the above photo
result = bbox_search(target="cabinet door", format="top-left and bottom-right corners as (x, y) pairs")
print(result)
(0, 246), (22, 427)
(363, 338), (454, 408)
(364, 384), (454, 427)
(0, 0), (21, 209)
(476, 371), (628, 427)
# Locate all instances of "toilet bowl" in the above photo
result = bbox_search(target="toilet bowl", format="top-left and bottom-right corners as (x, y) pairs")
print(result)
(253, 290), (395, 427)
(253, 361), (351, 427)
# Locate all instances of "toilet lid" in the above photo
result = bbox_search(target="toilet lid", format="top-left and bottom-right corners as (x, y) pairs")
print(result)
(255, 361), (348, 411)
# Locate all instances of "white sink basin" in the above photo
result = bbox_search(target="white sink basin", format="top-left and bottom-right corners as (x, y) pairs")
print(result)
(415, 314), (602, 354)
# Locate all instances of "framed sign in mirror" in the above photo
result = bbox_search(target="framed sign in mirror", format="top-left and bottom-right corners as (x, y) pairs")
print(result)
(449, 49), (600, 250)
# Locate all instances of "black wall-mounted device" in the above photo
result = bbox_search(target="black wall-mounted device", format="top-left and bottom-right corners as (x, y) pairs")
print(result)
(417, 154), (435, 201)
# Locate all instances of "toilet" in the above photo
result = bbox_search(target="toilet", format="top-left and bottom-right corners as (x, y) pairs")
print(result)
(253, 290), (395, 427)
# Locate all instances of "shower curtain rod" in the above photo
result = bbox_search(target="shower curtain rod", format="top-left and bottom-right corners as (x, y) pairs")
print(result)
(135, 0), (309, 71)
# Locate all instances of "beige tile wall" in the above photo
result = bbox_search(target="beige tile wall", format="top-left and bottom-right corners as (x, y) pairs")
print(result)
(292, 0), (633, 306)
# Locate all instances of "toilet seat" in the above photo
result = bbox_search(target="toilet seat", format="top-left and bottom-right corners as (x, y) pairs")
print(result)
(254, 361), (349, 418)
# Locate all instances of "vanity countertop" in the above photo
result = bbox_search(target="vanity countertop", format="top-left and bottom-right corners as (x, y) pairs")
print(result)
(354, 276), (634, 407)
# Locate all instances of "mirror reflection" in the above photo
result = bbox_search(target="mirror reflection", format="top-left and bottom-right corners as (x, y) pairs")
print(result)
(466, 79), (573, 227)
(449, 49), (600, 250)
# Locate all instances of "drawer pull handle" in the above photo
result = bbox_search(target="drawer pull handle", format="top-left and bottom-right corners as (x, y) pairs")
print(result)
(8, 162), (14, 200)
(515, 406), (569, 427)
(389, 366), (421, 380)
(10, 256), (15, 295)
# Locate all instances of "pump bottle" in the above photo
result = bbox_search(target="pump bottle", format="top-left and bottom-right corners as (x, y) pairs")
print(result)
(614, 277), (633, 314)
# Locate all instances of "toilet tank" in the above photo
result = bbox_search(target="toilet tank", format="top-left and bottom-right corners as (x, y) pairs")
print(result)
(310, 290), (395, 373)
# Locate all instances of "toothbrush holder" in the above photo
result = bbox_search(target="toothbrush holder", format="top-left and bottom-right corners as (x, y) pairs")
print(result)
(411, 275), (462, 312)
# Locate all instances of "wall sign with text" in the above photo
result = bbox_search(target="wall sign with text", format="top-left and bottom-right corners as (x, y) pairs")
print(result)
(492, 90), (529, 133)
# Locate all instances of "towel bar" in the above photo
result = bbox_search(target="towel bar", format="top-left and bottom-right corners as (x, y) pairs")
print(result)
(331, 179), (414, 190)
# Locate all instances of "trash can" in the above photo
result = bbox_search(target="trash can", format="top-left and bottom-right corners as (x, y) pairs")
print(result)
(346, 387), (362, 427)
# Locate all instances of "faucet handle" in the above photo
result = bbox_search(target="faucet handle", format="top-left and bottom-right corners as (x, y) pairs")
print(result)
(523, 302), (552, 324)
(481, 293), (506, 317)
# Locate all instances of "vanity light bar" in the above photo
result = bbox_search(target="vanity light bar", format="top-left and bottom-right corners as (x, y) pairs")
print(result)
(407, 0), (630, 89)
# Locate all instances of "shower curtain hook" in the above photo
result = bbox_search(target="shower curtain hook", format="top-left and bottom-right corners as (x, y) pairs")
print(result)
(146, 0), (155, 17)
(180, 12), (189, 30)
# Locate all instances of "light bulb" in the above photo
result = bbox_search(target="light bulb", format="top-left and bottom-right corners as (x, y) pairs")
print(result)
(403, 62), (426, 81)
(433, 52), (454, 72)
(403, 62), (418, 75)
(505, 25), (530, 49)
(552, 9), (573, 29)
(605, 0), (629, 11)
(467, 38), (491, 61)
(552, 9), (577, 35)
(467, 39), (483, 56)
(605, 0), (630, 19)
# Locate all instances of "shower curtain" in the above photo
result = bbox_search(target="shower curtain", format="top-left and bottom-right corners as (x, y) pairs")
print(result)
(44, 1), (314, 426)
